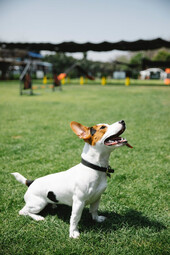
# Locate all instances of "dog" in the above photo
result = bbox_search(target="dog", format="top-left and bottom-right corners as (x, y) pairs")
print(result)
(11, 120), (132, 238)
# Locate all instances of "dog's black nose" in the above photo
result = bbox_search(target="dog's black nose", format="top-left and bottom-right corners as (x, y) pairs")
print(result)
(119, 120), (125, 126)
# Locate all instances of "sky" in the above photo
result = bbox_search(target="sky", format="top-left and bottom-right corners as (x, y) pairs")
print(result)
(0, 0), (170, 61)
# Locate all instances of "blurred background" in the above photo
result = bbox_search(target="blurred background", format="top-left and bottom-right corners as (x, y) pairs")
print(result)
(0, 0), (170, 84)
(0, 1), (170, 254)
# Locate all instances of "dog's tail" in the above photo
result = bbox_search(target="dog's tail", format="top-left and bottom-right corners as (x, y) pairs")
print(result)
(11, 172), (34, 187)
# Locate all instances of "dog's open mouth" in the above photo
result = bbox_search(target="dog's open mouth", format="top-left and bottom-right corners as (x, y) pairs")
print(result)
(104, 130), (133, 148)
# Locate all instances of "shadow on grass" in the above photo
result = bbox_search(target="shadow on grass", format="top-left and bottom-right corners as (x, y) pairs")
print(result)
(40, 204), (166, 233)
(20, 92), (41, 96)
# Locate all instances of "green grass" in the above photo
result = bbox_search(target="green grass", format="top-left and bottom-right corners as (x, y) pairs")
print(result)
(0, 80), (169, 255)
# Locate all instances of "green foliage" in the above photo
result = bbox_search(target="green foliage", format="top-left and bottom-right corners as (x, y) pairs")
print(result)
(0, 81), (169, 255)
(130, 52), (143, 65)
(44, 53), (114, 78)
(152, 49), (170, 61)
(44, 53), (77, 77)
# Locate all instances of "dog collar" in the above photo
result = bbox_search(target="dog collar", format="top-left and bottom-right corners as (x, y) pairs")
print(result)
(81, 158), (114, 177)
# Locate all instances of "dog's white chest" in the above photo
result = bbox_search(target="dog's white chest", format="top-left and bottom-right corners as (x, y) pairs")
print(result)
(61, 164), (107, 205)
(85, 174), (107, 204)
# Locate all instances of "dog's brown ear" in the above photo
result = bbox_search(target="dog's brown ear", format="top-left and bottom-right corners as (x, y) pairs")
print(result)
(70, 121), (91, 140)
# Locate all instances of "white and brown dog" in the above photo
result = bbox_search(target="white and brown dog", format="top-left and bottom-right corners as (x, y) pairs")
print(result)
(11, 120), (132, 238)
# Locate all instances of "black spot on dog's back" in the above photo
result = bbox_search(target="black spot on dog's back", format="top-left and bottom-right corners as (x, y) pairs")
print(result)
(26, 180), (34, 187)
(47, 191), (59, 203)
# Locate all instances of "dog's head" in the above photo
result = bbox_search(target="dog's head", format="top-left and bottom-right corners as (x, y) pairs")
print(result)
(70, 120), (132, 150)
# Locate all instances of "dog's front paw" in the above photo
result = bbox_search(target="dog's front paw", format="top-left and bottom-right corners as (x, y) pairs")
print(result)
(34, 215), (45, 221)
(69, 230), (80, 239)
(95, 215), (107, 223)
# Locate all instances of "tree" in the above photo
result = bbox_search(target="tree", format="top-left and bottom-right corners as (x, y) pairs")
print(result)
(130, 52), (143, 66)
(152, 49), (170, 61)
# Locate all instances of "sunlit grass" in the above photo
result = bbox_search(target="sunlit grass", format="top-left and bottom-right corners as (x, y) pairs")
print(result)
(0, 81), (169, 255)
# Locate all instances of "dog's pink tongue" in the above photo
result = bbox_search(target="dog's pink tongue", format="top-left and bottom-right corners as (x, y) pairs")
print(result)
(126, 143), (133, 148)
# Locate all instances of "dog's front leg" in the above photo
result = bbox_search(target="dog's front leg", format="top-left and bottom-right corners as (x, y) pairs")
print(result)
(69, 196), (85, 239)
(89, 197), (106, 223)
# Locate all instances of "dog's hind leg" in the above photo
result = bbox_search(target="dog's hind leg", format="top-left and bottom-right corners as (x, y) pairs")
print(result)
(19, 196), (47, 221)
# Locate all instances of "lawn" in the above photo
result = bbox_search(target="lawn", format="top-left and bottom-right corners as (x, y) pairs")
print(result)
(0, 81), (169, 255)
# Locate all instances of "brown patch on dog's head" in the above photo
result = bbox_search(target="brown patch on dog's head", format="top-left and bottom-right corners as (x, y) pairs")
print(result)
(89, 124), (108, 146)
(70, 122), (108, 146)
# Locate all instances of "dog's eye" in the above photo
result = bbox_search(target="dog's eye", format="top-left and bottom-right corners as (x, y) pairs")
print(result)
(100, 126), (106, 130)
